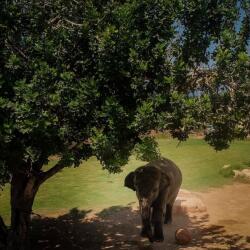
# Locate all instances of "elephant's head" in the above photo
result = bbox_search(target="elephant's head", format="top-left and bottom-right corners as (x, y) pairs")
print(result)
(125, 166), (169, 220)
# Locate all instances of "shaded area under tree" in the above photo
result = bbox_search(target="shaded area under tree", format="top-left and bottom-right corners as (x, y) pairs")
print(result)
(30, 205), (250, 250)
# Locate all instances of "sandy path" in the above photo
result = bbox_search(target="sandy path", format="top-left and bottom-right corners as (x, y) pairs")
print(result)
(197, 183), (250, 238)
(30, 183), (250, 250)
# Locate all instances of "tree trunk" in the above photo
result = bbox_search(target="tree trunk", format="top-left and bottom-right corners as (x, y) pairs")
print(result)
(7, 172), (40, 250)
(3, 161), (65, 250)
(0, 216), (8, 249)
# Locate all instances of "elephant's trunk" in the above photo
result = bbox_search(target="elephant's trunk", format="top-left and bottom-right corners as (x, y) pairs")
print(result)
(139, 198), (151, 220)
(139, 198), (153, 241)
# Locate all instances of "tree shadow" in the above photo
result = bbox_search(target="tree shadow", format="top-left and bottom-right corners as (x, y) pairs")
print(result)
(30, 206), (250, 250)
(31, 206), (146, 250)
(183, 213), (249, 250)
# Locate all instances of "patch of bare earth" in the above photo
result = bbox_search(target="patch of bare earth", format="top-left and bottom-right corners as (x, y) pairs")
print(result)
(31, 183), (250, 250)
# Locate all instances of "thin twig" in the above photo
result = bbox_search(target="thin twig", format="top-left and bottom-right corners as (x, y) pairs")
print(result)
(64, 18), (83, 27)
(6, 39), (29, 61)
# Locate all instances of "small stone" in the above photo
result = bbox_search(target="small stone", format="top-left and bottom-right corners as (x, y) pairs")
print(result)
(175, 228), (192, 245)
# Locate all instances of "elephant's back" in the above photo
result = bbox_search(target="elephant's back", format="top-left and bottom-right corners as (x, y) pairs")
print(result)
(147, 157), (182, 187)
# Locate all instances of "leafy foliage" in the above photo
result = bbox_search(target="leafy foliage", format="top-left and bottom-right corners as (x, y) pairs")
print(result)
(0, 0), (249, 187)
(134, 136), (160, 162)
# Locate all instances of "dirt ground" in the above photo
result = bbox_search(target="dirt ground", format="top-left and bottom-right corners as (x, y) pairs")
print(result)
(30, 183), (250, 250)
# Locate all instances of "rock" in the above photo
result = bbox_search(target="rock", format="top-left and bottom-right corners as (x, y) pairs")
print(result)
(233, 169), (250, 181)
(242, 169), (250, 178)
(175, 228), (192, 245)
(233, 170), (244, 178)
(174, 189), (207, 213)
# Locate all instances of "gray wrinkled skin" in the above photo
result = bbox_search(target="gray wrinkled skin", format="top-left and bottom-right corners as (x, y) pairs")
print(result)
(124, 157), (182, 242)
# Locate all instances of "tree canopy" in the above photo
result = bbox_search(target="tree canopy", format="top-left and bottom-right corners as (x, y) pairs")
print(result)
(0, 0), (249, 248)
(0, 0), (249, 184)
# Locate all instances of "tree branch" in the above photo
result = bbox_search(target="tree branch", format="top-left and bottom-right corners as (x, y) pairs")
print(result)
(48, 15), (60, 25)
(6, 39), (29, 61)
(63, 19), (83, 27)
(39, 140), (89, 184)
(39, 161), (66, 184)
(48, 16), (83, 30)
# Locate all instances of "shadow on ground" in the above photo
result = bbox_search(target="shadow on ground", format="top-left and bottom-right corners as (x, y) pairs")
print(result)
(30, 205), (250, 250)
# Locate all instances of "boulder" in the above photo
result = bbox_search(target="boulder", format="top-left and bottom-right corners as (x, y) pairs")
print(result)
(233, 169), (250, 181)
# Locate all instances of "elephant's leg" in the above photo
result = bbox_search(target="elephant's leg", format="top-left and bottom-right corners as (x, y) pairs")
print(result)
(152, 203), (165, 242)
(164, 204), (172, 224)
(164, 188), (180, 224)
(140, 217), (153, 242)
(140, 206), (153, 241)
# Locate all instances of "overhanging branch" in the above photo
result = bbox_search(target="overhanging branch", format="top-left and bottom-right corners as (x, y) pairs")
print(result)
(39, 161), (66, 184)
(39, 140), (87, 184)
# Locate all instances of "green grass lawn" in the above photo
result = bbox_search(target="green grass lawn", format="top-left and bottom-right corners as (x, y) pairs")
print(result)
(1, 138), (250, 224)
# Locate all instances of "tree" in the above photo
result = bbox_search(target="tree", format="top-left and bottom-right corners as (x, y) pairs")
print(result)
(0, 0), (249, 249)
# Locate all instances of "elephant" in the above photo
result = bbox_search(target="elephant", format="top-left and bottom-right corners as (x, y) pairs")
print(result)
(124, 157), (182, 242)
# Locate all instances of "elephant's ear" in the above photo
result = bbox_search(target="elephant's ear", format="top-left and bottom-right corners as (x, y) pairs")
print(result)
(124, 172), (136, 191)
